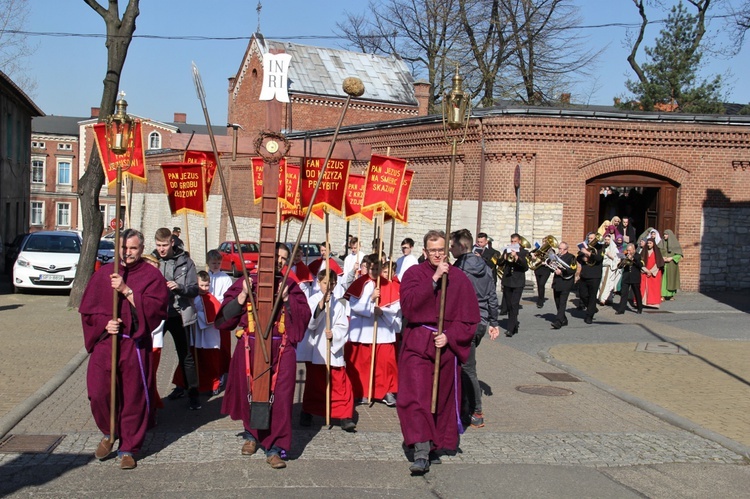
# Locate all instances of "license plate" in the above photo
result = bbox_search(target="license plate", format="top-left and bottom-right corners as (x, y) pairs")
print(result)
(39, 274), (65, 282)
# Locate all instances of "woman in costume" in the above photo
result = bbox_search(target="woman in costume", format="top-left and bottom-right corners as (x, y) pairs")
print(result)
(597, 233), (622, 305)
(659, 229), (682, 301)
(640, 236), (664, 308)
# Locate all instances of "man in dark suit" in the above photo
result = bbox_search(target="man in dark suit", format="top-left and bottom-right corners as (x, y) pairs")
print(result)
(576, 233), (604, 324)
(616, 243), (643, 315)
(550, 242), (577, 329)
(474, 232), (500, 286)
(500, 233), (528, 337)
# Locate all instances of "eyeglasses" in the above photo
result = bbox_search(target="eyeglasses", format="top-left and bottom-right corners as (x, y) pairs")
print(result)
(425, 248), (445, 255)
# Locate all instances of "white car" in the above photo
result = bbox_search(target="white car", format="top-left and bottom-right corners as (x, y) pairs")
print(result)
(13, 231), (81, 292)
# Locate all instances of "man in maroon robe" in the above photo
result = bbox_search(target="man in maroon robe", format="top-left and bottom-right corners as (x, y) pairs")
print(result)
(216, 243), (310, 469)
(397, 229), (480, 475)
(80, 229), (169, 470)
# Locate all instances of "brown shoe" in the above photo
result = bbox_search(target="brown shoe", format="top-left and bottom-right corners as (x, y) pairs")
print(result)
(241, 439), (258, 456)
(94, 437), (114, 460)
(119, 454), (136, 470)
(266, 453), (286, 469)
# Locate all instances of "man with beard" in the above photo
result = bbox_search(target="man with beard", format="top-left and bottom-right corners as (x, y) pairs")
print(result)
(81, 229), (169, 469)
(396, 230), (479, 475)
(216, 243), (310, 469)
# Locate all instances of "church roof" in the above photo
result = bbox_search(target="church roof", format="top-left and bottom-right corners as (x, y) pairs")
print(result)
(258, 36), (418, 106)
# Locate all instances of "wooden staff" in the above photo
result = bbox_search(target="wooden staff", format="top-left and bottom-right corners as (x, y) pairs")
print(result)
(109, 155), (124, 447)
(432, 134), (459, 413)
(324, 209), (332, 427)
(368, 211), (384, 405)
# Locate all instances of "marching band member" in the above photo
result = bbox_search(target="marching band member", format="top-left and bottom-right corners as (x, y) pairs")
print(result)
(577, 232), (604, 324)
(616, 243), (643, 315)
(550, 242), (577, 329)
(500, 234), (529, 337)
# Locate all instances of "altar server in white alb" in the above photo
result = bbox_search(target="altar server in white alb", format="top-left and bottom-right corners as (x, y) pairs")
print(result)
(297, 269), (356, 431)
(344, 254), (401, 406)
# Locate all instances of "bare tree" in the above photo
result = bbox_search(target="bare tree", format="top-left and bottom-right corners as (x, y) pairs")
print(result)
(504, 0), (600, 105)
(337, 0), (460, 111)
(69, 0), (139, 307)
(726, 0), (750, 52)
(0, 0), (38, 94)
(457, 0), (514, 107)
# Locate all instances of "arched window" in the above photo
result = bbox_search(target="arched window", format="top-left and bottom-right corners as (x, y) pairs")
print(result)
(149, 131), (162, 150)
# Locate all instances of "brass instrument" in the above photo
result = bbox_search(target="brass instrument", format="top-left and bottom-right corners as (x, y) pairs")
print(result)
(495, 236), (531, 279)
(584, 233), (603, 266)
(617, 255), (634, 270)
(544, 250), (575, 279)
(528, 235), (558, 270)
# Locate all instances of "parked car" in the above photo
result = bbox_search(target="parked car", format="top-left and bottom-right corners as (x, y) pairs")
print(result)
(4, 232), (30, 274)
(13, 231), (82, 292)
(218, 241), (260, 277)
(285, 242), (343, 267)
(97, 238), (116, 263)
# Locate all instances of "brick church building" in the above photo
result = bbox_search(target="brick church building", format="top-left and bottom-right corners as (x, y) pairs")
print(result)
(132, 35), (750, 292)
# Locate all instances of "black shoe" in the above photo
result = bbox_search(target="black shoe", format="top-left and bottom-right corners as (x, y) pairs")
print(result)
(499, 309), (508, 316)
(513, 324), (519, 336)
(561, 319), (568, 326)
(428, 450), (442, 464)
(168, 387), (185, 400)
(615, 310), (625, 315)
(584, 317), (593, 324)
(636, 309), (642, 314)
(188, 398), (201, 410)
(536, 301), (544, 309)
(299, 411), (313, 427)
(576, 304), (585, 311)
(340, 418), (357, 432)
(551, 321), (562, 330)
(409, 458), (430, 475)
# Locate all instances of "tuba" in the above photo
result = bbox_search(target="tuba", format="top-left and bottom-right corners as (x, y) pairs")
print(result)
(528, 235), (558, 270)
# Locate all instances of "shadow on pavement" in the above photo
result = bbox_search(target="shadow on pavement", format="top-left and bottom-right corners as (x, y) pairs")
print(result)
(0, 453), (93, 496)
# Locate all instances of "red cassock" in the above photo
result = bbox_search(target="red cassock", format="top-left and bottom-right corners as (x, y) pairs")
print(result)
(395, 261), (479, 452)
(308, 257), (343, 277)
(80, 259), (169, 454)
(302, 363), (354, 419)
(344, 275), (400, 400)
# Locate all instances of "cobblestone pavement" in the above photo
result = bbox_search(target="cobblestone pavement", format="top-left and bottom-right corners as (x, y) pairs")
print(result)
(1, 283), (749, 496)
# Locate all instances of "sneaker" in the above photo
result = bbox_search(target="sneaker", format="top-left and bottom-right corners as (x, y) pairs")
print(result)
(168, 387), (185, 400)
(383, 392), (397, 407)
(188, 398), (202, 410)
(299, 411), (313, 427)
(340, 418), (357, 432)
(470, 412), (485, 428)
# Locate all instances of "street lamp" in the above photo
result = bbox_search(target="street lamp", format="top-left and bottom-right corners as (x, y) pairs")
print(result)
(106, 91), (134, 155)
(432, 65), (472, 413)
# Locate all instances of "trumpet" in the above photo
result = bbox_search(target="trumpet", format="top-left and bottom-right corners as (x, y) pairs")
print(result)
(617, 257), (634, 270)
(584, 233), (603, 266)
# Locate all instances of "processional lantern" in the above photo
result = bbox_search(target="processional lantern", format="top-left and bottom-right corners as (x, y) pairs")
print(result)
(442, 65), (471, 132)
(106, 91), (134, 155)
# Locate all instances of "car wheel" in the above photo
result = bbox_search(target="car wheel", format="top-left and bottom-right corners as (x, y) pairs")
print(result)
(231, 263), (238, 277)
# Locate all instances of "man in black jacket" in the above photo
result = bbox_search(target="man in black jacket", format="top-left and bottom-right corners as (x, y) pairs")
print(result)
(616, 243), (643, 315)
(621, 217), (637, 246)
(576, 232), (604, 324)
(550, 242), (577, 329)
(475, 232), (500, 286)
(500, 233), (528, 337)
(450, 229), (499, 428)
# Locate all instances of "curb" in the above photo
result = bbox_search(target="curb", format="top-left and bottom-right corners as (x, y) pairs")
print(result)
(0, 346), (89, 440)
(538, 349), (750, 461)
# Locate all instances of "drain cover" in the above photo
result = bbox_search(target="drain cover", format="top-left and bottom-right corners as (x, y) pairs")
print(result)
(0, 434), (65, 454)
(536, 372), (581, 382)
(516, 385), (574, 396)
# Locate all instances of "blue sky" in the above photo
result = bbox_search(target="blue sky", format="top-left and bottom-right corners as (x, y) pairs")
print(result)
(23, 0), (749, 124)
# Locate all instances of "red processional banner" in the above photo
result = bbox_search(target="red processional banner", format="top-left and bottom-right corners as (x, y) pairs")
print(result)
(344, 173), (374, 222)
(300, 157), (350, 215)
(93, 121), (147, 186)
(393, 169), (414, 223)
(251, 157), (288, 204)
(160, 162), (206, 216)
(184, 150), (218, 195)
(362, 154), (407, 217)
(280, 164), (304, 221)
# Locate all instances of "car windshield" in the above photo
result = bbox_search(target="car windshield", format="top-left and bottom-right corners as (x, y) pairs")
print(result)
(98, 240), (115, 250)
(239, 243), (259, 253)
(24, 234), (81, 254)
(305, 245), (321, 257)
